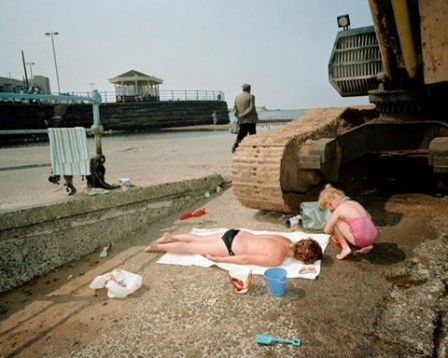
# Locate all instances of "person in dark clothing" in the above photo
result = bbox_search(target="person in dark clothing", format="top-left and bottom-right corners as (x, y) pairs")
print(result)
(232, 83), (258, 153)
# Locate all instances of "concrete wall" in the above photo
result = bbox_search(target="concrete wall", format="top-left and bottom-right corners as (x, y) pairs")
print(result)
(101, 100), (230, 130)
(0, 174), (223, 292)
(0, 102), (53, 130)
(0, 100), (230, 131)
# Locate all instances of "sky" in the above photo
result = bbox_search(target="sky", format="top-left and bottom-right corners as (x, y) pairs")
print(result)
(0, 0), (374, 109)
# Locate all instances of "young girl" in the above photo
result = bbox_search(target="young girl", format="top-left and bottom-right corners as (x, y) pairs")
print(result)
(318, 184), (378, 260)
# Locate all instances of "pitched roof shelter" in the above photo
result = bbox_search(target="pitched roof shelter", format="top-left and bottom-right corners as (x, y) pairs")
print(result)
(109, 70), (163, 100)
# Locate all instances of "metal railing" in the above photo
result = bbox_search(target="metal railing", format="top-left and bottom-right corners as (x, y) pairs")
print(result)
(0, 89), (225, 104)
(0, 91), (104, 157)
(0, 91), (92, 104)
(68, 89), (225, 103)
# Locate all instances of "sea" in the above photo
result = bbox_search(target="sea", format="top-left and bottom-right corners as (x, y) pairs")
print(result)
(96, 109), (305, 143)
(227, 108), (305, 133)
(229, 109), (304, 122)
(5, 107), (303, 148)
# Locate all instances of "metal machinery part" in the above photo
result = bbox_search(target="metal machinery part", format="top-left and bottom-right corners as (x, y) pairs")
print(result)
(231, 0), (448, 213)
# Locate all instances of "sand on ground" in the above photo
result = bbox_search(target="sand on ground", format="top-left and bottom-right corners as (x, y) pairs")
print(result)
(0, 126), (447, 357)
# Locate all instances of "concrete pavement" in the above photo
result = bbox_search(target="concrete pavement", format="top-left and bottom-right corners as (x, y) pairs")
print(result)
(0, 128), (447, 357)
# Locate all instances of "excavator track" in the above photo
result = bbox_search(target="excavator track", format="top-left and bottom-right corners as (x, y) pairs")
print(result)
(231, 108), (348, 213)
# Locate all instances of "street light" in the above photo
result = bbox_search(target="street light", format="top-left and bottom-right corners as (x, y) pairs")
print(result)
(45, 31), (61, 93)
(26, 62), (35, 86)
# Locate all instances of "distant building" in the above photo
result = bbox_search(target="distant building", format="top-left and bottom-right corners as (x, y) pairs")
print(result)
(32, 76), (51, 94)
(0, 76), (25, 93)
(109, 69), (163, 103)
(0, 75), (51, 94)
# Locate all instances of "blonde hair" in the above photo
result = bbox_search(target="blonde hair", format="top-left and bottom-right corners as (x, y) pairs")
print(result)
(318, 184), (345, 209)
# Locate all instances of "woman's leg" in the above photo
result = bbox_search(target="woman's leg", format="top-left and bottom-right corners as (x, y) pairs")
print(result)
(144, 235), (228, 256)
(156, 232), (221, 244)
(145, 232), (225, 253)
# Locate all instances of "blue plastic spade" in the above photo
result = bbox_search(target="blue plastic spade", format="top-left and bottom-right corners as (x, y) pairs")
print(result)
(255, 333), (302, 347)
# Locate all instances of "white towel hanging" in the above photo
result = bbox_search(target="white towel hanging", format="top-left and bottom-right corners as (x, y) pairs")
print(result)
(48, 127), (90, 175)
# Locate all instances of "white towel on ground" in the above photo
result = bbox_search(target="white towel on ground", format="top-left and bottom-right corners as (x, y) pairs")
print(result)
(157, 228), (329, 280)
(48, 127), (90, 175)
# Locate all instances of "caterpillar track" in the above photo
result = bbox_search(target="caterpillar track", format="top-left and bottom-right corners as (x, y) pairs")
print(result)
(231, 108), (349, 213)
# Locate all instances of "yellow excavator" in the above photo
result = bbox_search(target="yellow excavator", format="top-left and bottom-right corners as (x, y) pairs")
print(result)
(231, 0), (448, 213)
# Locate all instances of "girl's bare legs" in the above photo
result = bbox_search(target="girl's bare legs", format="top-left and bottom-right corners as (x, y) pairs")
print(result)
(355, 245), (373, 254)
(333, 222), (356, 260)
(333, 222), (374, 256)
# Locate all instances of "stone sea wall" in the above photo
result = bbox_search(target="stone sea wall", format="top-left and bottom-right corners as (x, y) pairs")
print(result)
(0, 174), (223, 292)
(0, 100), (230, 131)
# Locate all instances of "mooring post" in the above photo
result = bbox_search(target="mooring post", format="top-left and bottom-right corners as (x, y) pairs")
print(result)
(87, 89), (116, 190)
(91, 89), (103, 156)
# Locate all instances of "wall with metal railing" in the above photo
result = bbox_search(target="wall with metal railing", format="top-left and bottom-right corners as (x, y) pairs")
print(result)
(67, 89), (225, 103)
(0, 90), (230, 142)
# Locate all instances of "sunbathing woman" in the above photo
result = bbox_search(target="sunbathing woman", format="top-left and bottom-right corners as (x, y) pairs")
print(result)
(318, 184), (378, 260)
(144, 229), (323, 266)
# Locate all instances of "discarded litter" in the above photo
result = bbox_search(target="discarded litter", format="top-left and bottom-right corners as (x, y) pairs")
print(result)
(119, 178), (130, 191)
(179, 208), (206, 220)
(330, 235), (343, 249)
(99, 243), (112, 258)
(228, 268), (252, 293)
(286, 215), (301, 229)
(89, 269), (142, 298)
(255, 333), (301, 347)
(86, 188), (110, 196)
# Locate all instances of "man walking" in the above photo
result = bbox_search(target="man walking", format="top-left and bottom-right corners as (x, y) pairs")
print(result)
(232, 83), (258, 153)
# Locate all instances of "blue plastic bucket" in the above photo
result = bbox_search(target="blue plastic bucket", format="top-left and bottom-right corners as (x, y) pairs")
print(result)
(264, 267), (287, 297)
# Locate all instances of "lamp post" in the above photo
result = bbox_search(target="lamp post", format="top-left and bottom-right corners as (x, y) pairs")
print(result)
(45, 31), (61, 93)
(26, 62), (35, 86)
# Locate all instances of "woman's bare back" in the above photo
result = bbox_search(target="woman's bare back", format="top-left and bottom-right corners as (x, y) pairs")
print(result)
(232, 231), (291, 258)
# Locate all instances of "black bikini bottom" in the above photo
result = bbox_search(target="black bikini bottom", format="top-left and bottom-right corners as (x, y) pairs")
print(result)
(221, 229), (239, 256)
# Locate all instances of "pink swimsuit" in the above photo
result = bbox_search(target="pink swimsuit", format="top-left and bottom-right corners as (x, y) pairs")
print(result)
(342, 216), (377, 247)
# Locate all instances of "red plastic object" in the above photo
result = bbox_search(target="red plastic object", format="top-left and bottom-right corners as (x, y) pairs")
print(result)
(331, 235), (343, 249)
(179, 208), (206, 220)
(230, 277), (245, 292)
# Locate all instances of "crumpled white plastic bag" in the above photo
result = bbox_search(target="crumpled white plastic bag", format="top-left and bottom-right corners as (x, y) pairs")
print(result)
(89, 269), (142, 298)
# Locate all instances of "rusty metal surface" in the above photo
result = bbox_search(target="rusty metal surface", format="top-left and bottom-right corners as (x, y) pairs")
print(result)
(231, 108), (346, 213)
(420, 0), (448, 84)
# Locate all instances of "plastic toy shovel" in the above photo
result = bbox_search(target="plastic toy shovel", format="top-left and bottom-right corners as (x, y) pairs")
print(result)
(255, 334), (302, 347)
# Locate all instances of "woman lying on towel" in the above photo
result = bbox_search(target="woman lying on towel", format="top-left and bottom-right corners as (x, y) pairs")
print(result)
(144, 229), (323, 266)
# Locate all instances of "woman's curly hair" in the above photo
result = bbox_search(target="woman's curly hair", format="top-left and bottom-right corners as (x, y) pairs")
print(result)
(292, 238), (323, 264)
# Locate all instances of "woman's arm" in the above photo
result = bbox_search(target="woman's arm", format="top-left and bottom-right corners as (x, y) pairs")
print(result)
(206, 253), (283, 267)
